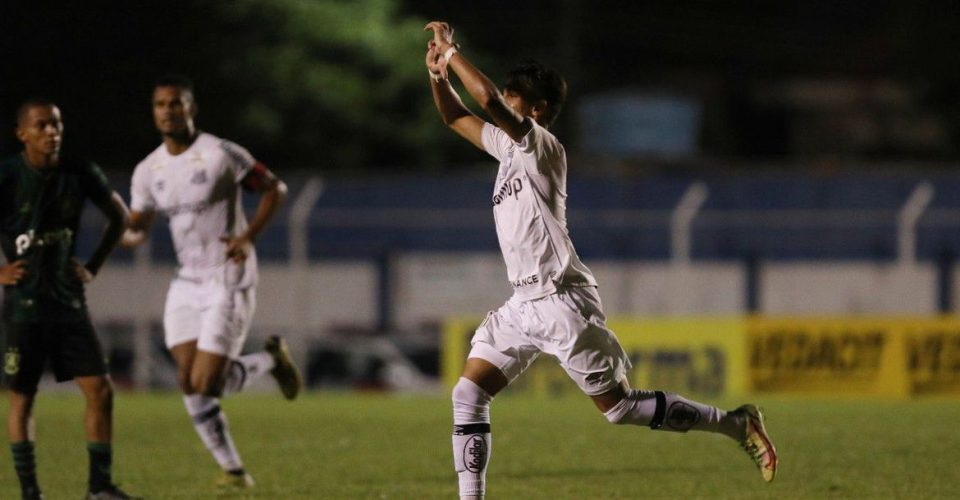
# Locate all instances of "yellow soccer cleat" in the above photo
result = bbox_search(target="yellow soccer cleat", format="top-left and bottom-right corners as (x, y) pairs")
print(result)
(265, 335), (303, 400)
(215, 471), (255, 489)
(737, 404), (778, 482)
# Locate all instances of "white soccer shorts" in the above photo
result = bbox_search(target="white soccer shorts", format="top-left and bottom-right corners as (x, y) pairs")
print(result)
(469, 286), (632, 396)
(163, 278), (257, 359)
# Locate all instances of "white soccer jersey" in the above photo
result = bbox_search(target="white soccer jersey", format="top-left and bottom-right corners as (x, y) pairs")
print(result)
(481, 120), (597, 301)
(131, 132), (257, 289)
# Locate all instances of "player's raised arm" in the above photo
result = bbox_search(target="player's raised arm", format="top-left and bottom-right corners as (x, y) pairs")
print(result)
(425, 21), (532, 143)
(425, 39), (485, 149)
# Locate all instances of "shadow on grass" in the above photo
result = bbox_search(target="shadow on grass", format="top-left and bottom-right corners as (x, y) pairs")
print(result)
(498, 463), (718, 480)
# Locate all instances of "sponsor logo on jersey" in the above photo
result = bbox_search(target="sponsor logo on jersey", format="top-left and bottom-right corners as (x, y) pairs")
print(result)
(15, 230), (35, 256)
(4, 349), (20, 375)
(511, 273), (540, 288)
(15, 229), (74, 255)
(463, 435), (488, 473)
(191, 169), (208, 185)
(493, 178), (523, 205)
(665, 401), (702, 431)
(164, 200), (211, 217)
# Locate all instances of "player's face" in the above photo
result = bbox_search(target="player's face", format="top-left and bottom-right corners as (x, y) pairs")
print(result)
(16, 105), (63, 157)
(503, 89), (534, 118)
(153, 85), (196, 137)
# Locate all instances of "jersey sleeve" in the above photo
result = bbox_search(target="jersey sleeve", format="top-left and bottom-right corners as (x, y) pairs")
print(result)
(219, 139), (256, 183)
(129, 162), (155, 212)
(481, 122), (515, 162)
(81, 161), (115, 206)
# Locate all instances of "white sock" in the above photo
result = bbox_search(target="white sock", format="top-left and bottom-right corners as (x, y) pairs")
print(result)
(452, 377), (493, 499)
(183, 394), (244, 471)
(222, 352), (275, 394)
(603, 390), (744, 440)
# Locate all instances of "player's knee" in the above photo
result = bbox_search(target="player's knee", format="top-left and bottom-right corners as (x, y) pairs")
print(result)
(192, 373), (224, 397)
(85, 379), (114, 412)
(452, 377), (492, 422)
(7, 392), (35, 419)
(176, 368), (194, 394)
(602, 392), (635, 425)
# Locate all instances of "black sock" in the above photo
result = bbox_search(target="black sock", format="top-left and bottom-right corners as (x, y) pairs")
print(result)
(11, 441), (40, 495)
(87, 442), (113, 493)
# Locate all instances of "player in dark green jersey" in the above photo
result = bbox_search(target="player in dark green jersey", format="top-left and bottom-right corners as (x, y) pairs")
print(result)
(0, 100), (139, 500)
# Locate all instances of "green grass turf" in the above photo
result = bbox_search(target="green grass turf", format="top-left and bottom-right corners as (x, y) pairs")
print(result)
(0, 391), (958, 499)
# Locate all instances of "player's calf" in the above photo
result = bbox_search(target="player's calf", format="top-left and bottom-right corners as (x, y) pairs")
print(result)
(452, 377), (493, 500)
(603, 390), (744, 439)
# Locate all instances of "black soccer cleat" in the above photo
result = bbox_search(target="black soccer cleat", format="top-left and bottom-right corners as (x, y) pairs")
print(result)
(21, 484), (44, 500)
(265, 335), (303, 400)
(85, 484), (142, 500)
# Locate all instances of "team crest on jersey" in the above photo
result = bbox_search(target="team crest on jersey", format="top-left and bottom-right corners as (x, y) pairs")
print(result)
(155, 180), (165, 192)
(191, 169), (208, 185)
(4, 349), (20, 375)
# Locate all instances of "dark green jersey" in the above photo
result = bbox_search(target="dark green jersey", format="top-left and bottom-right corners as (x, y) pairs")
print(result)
(0, 154), (114, 322)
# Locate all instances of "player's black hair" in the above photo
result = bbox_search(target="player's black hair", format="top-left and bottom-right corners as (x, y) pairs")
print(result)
(503, 59), (567, 128)
(15, 98), (57, 127)
(154, 73), (196, 98)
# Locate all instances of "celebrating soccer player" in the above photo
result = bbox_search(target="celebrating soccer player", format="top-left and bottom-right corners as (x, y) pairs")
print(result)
(122, 75), (302, 489)
(1, 100), (138, 499)
(423, 21), (778, 499)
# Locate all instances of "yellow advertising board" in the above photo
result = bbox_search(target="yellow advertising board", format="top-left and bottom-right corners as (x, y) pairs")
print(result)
(746, 317), (960, 397)
(897, 319), (960, 395)
(746, 317), (909, 397)
(444, 315), (960, 399)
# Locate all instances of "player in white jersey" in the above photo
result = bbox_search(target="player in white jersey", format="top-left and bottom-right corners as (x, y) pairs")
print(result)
(424, 22), (778, 499)
(122, 75), (302, 489)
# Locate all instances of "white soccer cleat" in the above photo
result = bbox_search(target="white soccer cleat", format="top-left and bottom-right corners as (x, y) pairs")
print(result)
(736, 404), (778, 482)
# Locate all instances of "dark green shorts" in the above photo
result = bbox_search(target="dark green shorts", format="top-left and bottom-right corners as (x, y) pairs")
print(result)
(2, 317), (108, 394)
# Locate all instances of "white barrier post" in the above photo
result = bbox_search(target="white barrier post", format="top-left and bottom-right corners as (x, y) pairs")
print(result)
(286, 177), (325, 371)
(898, 182), (934, 266)
(671, 182), (709, 265)
(289, 177), (325, 266)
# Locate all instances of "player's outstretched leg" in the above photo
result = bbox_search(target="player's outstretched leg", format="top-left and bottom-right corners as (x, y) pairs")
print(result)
(220, 336), (302, 399)
(732, 404), (778, 482)
(264, 335), (302, 400)
(603, 390), (744, 436)
(603, 390), (778, 482)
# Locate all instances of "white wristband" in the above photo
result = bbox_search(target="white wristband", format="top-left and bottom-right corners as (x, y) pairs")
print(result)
(443, 46), (458, 63)
(428, 70), (442, 82)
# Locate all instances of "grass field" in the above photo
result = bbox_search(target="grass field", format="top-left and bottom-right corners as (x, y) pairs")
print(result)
(0, 391), (957, 499)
